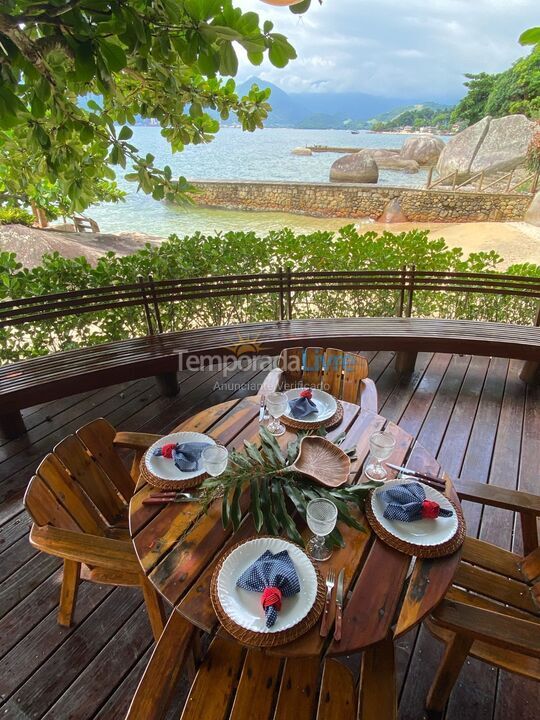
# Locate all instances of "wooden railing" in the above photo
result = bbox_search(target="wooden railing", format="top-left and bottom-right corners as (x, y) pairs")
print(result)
(426, 168), (539, 194)
(1, 268), (539, 333)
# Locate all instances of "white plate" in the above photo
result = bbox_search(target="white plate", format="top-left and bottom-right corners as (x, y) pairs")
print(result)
(216, 537), (318, 634)
(371, 478), (458, 546)
(145, 432), (215, 482)
(283, 388), (337, 424)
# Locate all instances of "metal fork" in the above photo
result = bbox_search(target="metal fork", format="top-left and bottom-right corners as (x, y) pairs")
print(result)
(319, 569), (336, 637)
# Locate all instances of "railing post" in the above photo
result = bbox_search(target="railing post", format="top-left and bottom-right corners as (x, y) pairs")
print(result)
(397, 265), (406, 317)
(479, 171), (484, 192)
(519, 301), (540, 385)
(452, 171), (457, 191)
(426, 167), (434, 189)
(531, 171), (539, 196)
(286, 266), (293, 320)
(506, 169), (515, 193)
(278, 267), (285, 321)
(138, 275), (154, 336)
(406, 265), (415, 318)
(148, 274), (163, 334)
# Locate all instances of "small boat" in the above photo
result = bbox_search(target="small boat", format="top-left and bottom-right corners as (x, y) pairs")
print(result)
(351, 130), (360, 135)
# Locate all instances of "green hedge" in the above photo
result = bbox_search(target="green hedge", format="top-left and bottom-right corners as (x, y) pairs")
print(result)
(0, 207), (34, 227)
(1, 225), (539, 364)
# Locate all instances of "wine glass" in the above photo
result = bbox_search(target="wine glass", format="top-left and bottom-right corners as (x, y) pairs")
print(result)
(202, 445), (228, 477)
(364, 431), (396, 481)
(306, 498), (338, 562)
(265, 391), (289, 437)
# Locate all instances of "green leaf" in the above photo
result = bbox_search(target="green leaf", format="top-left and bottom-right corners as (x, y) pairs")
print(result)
(243, 440), (264, 465)
(519, 27), (540, 45)
(271, 480), (303, 545)
(230, 480), (243, 530)
(260, 478), (279, 534)
(100, 40), (127, 72)
(326, 526), (345, 549)
(222, 487), (231, 528)
(118, 126), (133, 140)
(219, 42), (239, 76)
(283, 480), (307, 520)
(250, 477), (263, 532)
(290, 0), (312, 14)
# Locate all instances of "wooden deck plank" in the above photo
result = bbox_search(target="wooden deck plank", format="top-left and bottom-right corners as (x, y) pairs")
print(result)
(0, 589), (142, 717)
(0, 581), (112, 695)
(0, 354), (536, 720)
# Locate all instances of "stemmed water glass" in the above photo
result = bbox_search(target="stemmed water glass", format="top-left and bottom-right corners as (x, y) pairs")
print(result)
(202, 445), (229, 477)
(265, 391), (289, 437)
(306, 498), (338, 562)
(364, 431), (396, 481)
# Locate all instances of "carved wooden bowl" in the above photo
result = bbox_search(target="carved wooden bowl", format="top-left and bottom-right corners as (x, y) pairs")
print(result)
(291, 436), (351, 488)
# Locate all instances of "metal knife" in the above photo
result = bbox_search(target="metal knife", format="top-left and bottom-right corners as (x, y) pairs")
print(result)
(386, 463), (445, 486)
(333, 568), (345, 642)
(259, 395), (266, 422)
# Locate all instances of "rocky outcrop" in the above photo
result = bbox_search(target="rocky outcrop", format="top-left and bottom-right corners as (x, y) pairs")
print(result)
(400, 135), (445, 166)
(329, 153), (379, 183)
(470, 115), (536, 174)
(436, 115), (536, 183)
(524, 191), (540, 227)
(378, 198), (408, 223)
(358, 149), (419, 173)
(436, 117), (490, 181)
(291, 147), (312, 156)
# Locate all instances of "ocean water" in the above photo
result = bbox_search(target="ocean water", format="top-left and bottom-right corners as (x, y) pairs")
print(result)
(90, 127), (446, 237)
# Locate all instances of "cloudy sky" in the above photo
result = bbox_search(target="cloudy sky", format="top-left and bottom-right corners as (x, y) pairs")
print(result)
(237, 0), (539, 102)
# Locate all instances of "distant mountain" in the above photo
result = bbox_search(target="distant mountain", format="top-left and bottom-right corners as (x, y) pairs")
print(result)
(236, 76), (451, 129)
(372, 102), (452, 124)
(236, 77), (305, 126)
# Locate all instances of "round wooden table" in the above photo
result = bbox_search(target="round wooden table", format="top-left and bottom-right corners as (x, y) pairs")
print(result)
(129, 394), (462, 665)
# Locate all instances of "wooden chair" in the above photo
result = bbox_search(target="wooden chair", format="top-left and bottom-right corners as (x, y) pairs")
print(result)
(24, 418), (166, 641)
(424, 479), (540, 716)
(260, 347), (378, 413)
(126, 609), (358, 720)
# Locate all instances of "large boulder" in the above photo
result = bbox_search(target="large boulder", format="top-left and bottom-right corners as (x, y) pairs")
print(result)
(470, 115), (536, 174)
(436, 115), (536, 183)
(358, 149), (419, 173)
(378, 198), (408, 223)
(436, 116), (490, 181)
(330, 153), (379, 183)
(291, 147), (312, 156)
(524, 192), (540, 227)
(400, 134), (445, 165)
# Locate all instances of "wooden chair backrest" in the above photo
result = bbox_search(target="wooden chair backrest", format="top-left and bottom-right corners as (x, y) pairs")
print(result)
(24, 418), (133, 533)
(278, 347), (369, 403)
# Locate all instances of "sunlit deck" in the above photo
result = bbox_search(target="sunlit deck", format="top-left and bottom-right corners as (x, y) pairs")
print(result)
(0, 350), (538, 719)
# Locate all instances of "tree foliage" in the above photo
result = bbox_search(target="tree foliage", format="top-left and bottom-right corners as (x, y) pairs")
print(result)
(0, 1), (296, 213)
(372, 106), (452, 132)
(452, 46), (540, 125)
(451, 73), (498, 126)
(1, 226), (538, 363)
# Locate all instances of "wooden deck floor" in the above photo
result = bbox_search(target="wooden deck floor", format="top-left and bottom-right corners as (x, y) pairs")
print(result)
(0, 350), (538, 719)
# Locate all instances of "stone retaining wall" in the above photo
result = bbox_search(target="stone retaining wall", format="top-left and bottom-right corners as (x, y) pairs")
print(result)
(191, 180), (532, 222)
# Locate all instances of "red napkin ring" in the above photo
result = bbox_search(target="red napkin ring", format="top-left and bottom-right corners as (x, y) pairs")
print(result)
(421, 499), (441, 519)
(261, 586), (282, 611)
(160, 443), (176, 459)
(299, 389), (313, 399)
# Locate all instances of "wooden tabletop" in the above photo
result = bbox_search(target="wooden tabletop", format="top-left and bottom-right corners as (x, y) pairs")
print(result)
(129, 395), (462, 658)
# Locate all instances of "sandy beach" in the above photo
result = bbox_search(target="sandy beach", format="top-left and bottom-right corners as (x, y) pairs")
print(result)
(353, 220), (540, 267)
(1, 220), (539, 269)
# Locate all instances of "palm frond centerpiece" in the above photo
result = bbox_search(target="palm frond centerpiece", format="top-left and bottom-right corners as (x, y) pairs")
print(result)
(200, 427), (382, 548)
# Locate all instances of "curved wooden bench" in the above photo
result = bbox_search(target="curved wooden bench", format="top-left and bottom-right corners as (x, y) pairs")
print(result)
(1, 317), (538, 438)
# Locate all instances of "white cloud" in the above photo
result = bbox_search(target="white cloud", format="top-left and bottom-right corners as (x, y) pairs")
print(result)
(236, 0), (539, 100)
